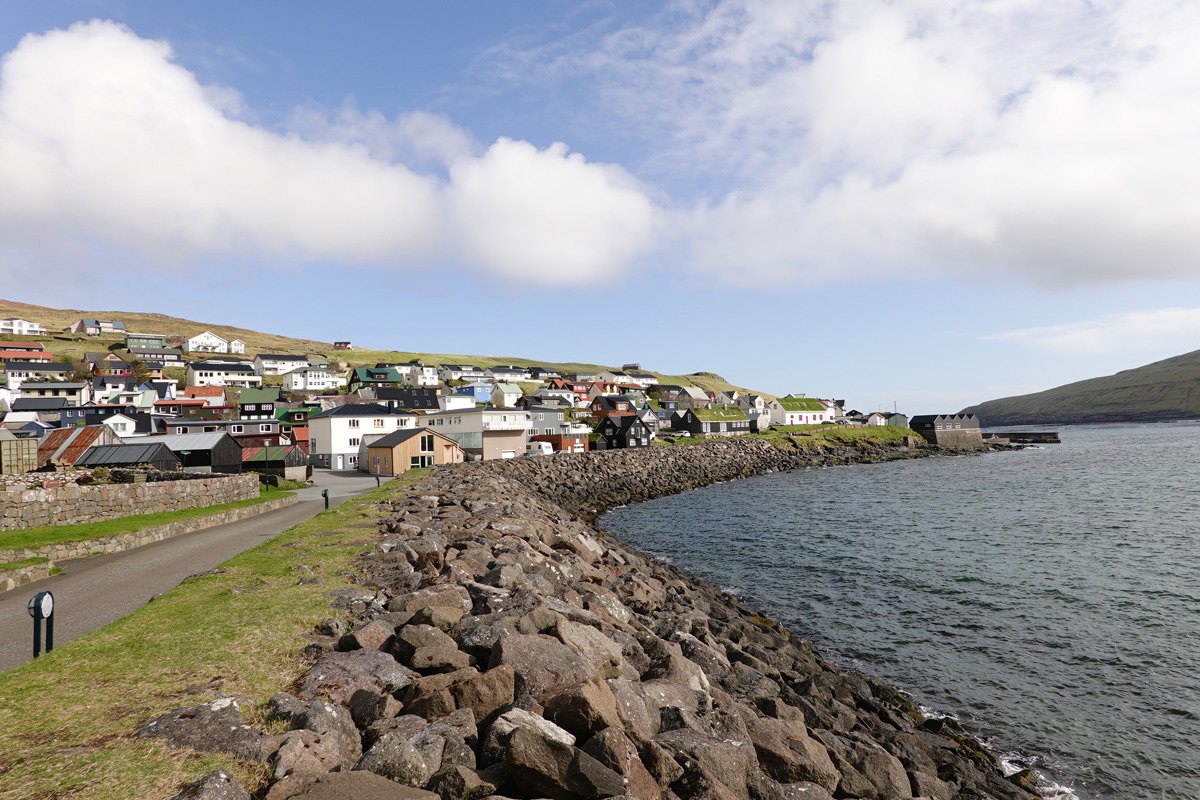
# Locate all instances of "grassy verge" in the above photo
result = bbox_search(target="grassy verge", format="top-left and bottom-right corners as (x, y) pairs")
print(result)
(0, 555), (50, 572)
(0, 469), (431, 800)
(0, 485), (295, 552)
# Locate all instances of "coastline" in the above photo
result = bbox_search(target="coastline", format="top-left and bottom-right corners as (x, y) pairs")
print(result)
(136, 435), (1038, 800)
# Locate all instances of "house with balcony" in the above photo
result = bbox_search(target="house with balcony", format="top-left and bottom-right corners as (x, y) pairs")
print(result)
(417, 408), (530, 460)
(307, 403), (418, 469)
(186, 360), (263, 388)
(0, 318), (47, 336)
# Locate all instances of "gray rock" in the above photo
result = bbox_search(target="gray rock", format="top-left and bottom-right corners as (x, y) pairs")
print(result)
(297, 649), (417, 705)
(271, 729), (343, 781)
(349, 687), (405, 728)
(581, 726), (661, 800)
(137, 698), (265, 762)
(543, 679), (626, 741)
(338, 619), (396, 652)
(489, 633), (595, 699)
(167, 768), (249, 800)
(425, 765), (500, 800)
(449, 664), (516, 722)
(267, 693), (362, 769)
(554, 619), (624, 679)
(285, 771), (441, 799)
(393, 625), (460, 665)
(411, 645), (475, 674)
(356, 731), (438, 788)
(411, 604), (465, 631)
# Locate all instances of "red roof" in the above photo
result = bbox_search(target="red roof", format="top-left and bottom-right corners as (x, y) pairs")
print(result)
(0, 350), (55, 360)
(37, 426), (114, 467)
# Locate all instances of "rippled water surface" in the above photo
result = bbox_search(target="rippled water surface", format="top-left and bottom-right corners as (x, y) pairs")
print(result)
(601, 425), (1200, 800)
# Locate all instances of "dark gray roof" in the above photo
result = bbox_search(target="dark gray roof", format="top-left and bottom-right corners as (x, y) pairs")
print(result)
(309, 403), (417, 419)
(77, 442), (177, 466)
(366, 428), (426, 448)
(256, 353), (309, 361)
(5, 361), (72, 371)
(12, 398), (70, 410)
(190, 361), (256, 372)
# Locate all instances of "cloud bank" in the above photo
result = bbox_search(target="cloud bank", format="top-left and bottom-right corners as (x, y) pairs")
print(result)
(0, 20), (656, 285)
(503, 0), (1200, 286)
(989, 308), (1200, 356)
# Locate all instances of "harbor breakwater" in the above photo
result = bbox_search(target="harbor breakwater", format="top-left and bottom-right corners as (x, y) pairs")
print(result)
(148, 435), (1036, 800)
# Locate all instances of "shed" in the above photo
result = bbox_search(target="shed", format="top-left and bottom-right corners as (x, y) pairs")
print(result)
(154, 432), (244, 473)
(0, 428), (37, 474)
(76, 442), (181, 472)
(242, 445), (309, 481)
(37, 425), (123, 467)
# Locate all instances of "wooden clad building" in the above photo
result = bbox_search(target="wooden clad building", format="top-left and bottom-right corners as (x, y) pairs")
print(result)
(364, 429), (463, 476)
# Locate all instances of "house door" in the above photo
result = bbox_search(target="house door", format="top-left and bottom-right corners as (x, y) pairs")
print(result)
(335, 454), (343, 469)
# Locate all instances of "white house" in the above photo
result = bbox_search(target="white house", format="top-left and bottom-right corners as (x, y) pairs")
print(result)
(100, 412), (140, 438)
(491, 383), (522, 408)
(254, 354), (311, 376)
(438, 394), (476, 412)
(183, 331), (230, 353)
(282, 366), (347, 392)
(307, 403), (418, 470)
(487, 365), (532, 383)
(418, 408), (531, 460)
(0, 318), (46, 336)
(186, 360), (263, 388)
(437, 364), (488, 384)
(768, 397), (834, 426)
(394, 363), (439, 387)
(229, 339), (246, 354)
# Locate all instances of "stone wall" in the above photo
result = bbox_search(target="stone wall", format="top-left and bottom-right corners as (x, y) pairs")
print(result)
(0, 473), (260, 531)
(0, 494), (299, 590)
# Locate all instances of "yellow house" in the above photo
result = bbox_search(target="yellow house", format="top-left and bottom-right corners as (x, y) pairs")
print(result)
(365, 428), (463, 475)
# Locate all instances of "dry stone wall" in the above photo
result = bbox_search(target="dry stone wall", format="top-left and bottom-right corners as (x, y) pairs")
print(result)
(0, 474), (260, 531)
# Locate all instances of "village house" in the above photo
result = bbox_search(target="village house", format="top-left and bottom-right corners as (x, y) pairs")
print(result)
(163, 417), (288, 448)
(0, 318), (47, 336)
(768, 396), (834, 426)
(348, 366), (403, 392)
(363, 429), (464, 476)
(186, 360), (263, 388)
(491, 383), (523, 409)
(124, 333), (167, 349)
(528, 406), (591, 454)
(527, 366), (561, 381)
(183, 331), (245, 354)
(253, 353), (311, 376)
(0, 348), (54, 364)
(64, 319), (126, 336)
(17, 380), (92, 407)
(593, 414), (652, 450)
(237, 387), (280, 420)
(3, 361), (74, 390)
(372, 387), (441, 412)
(37, 425), (123, 468)
(242, 445), (309, 481)
(153, 432), (244, 473)
(438, 394), (476, 412)
(454, 384), (494, 404)
(282, 366), (346, 392)
(127, 346), (184, 364)
(417, 408), (531, 460)
(437, 364), (488, 383)
(486, 365), (532, 383)
(78, 441), (181, 472)
(672, 407), (753, 437)
(589, 395), (637, 420)
(307, 403), (418, 470)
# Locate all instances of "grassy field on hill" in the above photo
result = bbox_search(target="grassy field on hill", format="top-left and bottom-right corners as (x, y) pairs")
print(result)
(960, 348), (1200, 425)
(0, 299), (772, 398)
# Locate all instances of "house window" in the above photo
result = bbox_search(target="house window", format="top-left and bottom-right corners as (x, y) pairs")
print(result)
(348, 419), (359, 428)
(374, 419), (384, 427)
(232, 425), (244, 433)
(411, 455), (434, 468)
(349, 438), (360, 446)
(260, 424), (271, 432)
(420, 434), (434, 452)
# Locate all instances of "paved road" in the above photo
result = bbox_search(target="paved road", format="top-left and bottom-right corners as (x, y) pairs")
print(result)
(0, 470), (390, 674)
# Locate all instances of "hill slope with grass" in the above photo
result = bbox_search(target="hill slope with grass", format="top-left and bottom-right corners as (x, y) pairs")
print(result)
(960, 348), (1200, 425)
(0, 299), (772, 398)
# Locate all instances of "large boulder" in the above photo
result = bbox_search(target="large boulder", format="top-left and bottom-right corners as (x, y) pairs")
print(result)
(296, 650), (417, 705)
(356, 731), (439, 788)
(285, 771), (440, 799)
(489, 633), (595, 699)
(543, 679), (625, 741)
(267, 693), (362, 769)
(554, 619), (623, 679)
(581, 726), (662, 800)
(137, 698), (265, 762)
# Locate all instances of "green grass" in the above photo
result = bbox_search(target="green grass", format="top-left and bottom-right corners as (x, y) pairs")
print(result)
(0, 555), (49, 572)
(0, 469), (431, 800)
(0, 486), (294, 552)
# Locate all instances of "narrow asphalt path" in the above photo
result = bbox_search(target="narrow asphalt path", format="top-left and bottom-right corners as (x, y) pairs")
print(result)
(0, 470), (390, 674)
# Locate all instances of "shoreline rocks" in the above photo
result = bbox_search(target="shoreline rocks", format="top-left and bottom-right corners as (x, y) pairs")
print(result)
(149, 437), (1037, 800)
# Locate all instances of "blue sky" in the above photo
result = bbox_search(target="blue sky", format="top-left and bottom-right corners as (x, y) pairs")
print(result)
(4, 1), (1200, 414)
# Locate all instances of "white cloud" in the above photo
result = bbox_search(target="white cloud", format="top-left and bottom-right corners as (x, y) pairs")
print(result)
(503, 0), (1200, 287)
(988, 308), (1200, 356)
(0, 20), (657, 284)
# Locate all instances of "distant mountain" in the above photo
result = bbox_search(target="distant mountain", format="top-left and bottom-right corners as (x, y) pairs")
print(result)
(960, 349), (1200, 425)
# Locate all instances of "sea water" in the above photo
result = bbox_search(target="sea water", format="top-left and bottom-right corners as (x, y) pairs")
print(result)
(600, 424), (1200, 800)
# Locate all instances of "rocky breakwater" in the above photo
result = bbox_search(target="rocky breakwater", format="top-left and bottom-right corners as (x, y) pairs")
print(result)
(147, 438), (1039, 800)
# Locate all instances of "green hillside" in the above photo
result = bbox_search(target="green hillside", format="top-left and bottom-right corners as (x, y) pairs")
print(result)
(960, 349), (1200, 425)
(0, 299), (772, 398)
